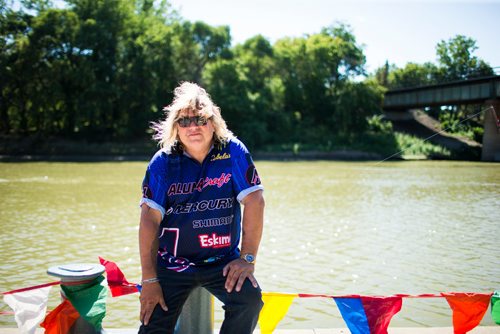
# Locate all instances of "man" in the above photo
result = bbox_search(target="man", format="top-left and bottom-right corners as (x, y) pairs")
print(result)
(138, 82), (265, 334)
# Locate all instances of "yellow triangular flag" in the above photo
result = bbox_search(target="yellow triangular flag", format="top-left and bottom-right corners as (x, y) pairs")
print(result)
(258, 293), (297, 334)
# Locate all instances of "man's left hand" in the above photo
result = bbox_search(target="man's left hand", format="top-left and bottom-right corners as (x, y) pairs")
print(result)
(223, 258), (258, 293)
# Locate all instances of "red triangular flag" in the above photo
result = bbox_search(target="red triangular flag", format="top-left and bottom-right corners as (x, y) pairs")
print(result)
(442, 292), (492, 334)
(99, 257), (139, 297)
(40, 299), (79, 334)
(361, 296), (403, 334)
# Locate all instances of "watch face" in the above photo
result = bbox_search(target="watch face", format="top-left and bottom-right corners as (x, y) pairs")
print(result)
(244, 254), (255, 263)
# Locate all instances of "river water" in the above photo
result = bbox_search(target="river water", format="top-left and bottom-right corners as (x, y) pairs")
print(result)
(0, 160), (499, 330)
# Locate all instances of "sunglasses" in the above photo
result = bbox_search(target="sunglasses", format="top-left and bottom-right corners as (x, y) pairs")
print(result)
(177, 116), (208, 128)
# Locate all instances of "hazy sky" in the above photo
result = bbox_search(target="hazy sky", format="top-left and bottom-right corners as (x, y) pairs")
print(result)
(169, 0), (500, 74)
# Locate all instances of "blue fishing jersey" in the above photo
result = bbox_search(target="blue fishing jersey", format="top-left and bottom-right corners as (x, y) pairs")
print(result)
(140, 138), (263, 272)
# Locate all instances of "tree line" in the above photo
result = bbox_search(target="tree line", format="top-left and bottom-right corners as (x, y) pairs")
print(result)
(1, 0), (494, 152)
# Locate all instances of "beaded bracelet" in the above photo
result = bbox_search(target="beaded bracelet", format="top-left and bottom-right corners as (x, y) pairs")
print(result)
(141, 277), (160, 284)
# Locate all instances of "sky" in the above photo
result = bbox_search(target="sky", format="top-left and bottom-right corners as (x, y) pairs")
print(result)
(168, 0), (500, 74)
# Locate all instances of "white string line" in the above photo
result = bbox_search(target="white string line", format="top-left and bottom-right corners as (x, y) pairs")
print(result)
(375, 105), (495, 165)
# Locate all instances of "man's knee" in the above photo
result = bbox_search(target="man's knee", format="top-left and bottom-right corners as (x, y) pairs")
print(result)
(247, 286), (264, 311)
(139, 304), (176, 334)
(230, 282), (263, 312)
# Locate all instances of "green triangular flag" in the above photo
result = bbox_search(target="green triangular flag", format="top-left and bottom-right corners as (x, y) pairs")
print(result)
(61, 275), (107, 329)
(492, 290), (500, 325)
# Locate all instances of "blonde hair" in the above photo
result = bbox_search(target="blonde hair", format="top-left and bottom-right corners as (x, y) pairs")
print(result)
(152, 82), (233, 151)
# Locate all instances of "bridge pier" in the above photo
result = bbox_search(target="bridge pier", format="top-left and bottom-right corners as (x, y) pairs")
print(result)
(481, 99), (500, 161)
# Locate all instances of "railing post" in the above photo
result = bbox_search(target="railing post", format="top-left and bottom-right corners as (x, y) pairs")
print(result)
(47, 263), (106, 334)
(175, 286), (214, 334)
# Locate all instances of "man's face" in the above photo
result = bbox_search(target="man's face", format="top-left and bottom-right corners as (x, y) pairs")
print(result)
(176, 109), (215, 154)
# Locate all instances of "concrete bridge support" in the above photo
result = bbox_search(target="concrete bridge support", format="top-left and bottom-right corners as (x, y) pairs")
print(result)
(481, 99), (500, 161)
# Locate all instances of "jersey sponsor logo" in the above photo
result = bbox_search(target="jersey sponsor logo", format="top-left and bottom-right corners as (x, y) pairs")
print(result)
(210, 152), (231, 161)
(193, 215), (234, 229)
(198, 233), (231, 248)
(173, 198), (234, 214)
(168, 173), (232, 196)
(245, 165), (261, 186)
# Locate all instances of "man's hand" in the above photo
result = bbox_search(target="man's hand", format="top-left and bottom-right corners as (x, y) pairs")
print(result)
(223, 258), (258, 293)
(139, 282), (168, 326)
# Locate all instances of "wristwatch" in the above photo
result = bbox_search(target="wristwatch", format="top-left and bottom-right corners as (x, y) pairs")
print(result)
(240, 253), (256, 264)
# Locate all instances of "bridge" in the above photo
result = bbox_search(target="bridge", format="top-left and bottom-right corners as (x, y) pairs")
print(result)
(383, 75), (500, 161)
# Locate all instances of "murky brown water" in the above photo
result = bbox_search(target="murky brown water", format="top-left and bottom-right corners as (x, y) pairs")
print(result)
(1, 160), (499, 329)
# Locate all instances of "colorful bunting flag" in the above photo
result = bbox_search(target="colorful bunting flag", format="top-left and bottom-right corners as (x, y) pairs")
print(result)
(40, 299), (80, 334)
(442, 292), (492, 334)
(2, 257), (499, 334)
(492, 291), (500, 325)
(99, 257), (139, 297)
(334, 296), (402, 334)
(3, 285), (52, 334)
(334, 297), (370, 334)
(60, 275), (108, 330)
(258, 293), (297, 334)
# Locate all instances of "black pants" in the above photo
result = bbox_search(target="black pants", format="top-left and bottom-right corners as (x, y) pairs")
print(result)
(138, 262), (263, 334)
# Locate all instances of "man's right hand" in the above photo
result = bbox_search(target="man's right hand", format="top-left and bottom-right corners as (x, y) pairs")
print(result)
(139, 282), (168, 326)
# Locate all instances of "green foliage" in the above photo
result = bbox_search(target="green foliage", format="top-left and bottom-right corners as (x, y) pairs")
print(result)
(438, 106), (484, 141)
(2, 0), (188, 139)
(0, 3), (493, 159)
(436, 35), (494, 81)
(171, 20), (231, 82)
(371, 34), (494, 152)
(271, 24), (378, 146)
(394, 133), (451, 159)
(373, 35), (494, 89)
(387, 62), (438, 89)
(334, 80), (384, 137)
(367, 114), (392, 133)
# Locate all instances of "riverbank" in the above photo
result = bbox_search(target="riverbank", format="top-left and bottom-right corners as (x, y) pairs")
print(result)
(1, 327), (499, 333)
(0, 127), (480, 162)
(0, 150), (385, 162)
(0, 135), (387, 162)
(0, 135), (158, 158)
(0, 134), (387, 161)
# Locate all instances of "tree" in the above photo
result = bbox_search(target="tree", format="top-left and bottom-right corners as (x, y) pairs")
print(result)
(1, 5), (32, 133)
(29, 8), (84, 135)
(335, 80), (384, 138)
(0, 3), (395, 153)
(115, 0), (177, 138)
(203, 59), (253, 140)
(374, 60), (391, 87)
(274, 23), (371, 143)
(232, 35), (284, 146)
(65, 0), (135, 137)
(171, 20), (231, 83)
(435, 35), (493, 81)
(433, 35), (494, 140)
(319, 23), (366, 84)
(386, 62), (438, 89)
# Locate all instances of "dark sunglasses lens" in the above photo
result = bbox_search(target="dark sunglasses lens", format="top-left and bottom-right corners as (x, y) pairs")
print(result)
(178, 116), (207, 127)
(195, 117), (207, 126)
(178, 117), (190, 127)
